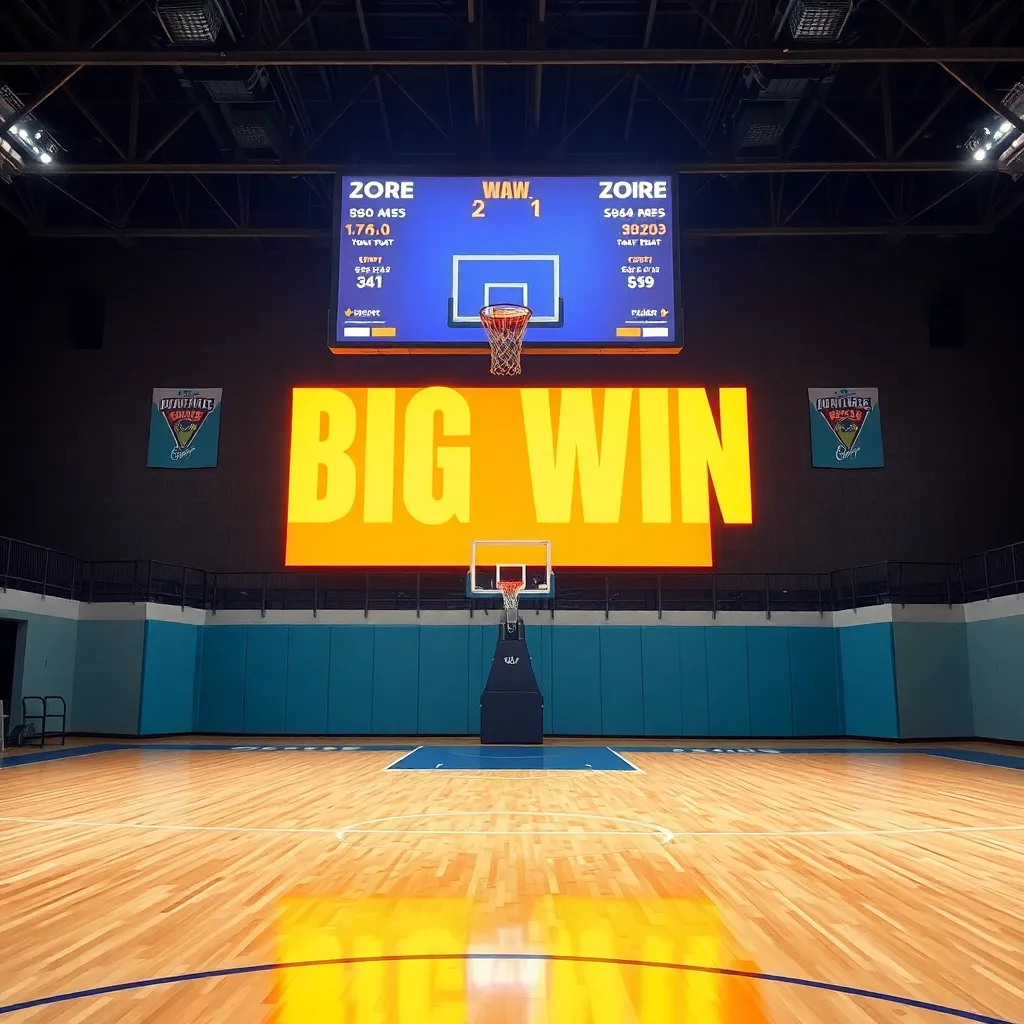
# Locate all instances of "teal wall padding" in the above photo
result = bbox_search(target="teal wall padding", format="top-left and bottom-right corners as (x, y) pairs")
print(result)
(3, 610), (77, 728)
(705, 627), (751, 735)
(242, 626), (289, 734)
(139, 620), (199, 734)
(837, 622), (899, 738)
(747, 628), (794, 736)
(327, 626), (373, 734)
(640, 626), (682, 737)
(197, 625), (247, 733)
(10, 606), (982, 741)
(418, 626), (471, 734)
(788, 628), (840, 735)
(550, 626), (602, 734)
(73, 619), (145, 734)
(678, 628), (710, 735)
(599, 626), (644, 736)
(967, 614), (1024, 743)
(371, 626), (420, 734)
(892, 621), (973, 739)
(285, 627), (330, 734)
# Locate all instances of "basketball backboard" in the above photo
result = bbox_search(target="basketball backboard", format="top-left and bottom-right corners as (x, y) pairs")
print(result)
(468, 539), (554, 598)
(449, 256), (564, 327)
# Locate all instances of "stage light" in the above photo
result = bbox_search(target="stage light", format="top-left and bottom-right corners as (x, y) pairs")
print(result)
(787, 0), (853, 41)
(992, 80), (1024, 179)
(0, 82), (59, 178)
(155, 0), (222, 44)
(973, 148), (987, 161)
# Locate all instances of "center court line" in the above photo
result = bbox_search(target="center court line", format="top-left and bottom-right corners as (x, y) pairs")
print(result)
(2, 814), (1023, 843)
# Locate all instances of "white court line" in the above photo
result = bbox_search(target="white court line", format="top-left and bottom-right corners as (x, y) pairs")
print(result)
(2, 814), (1023, 843)
(607, 748), (644, 773)
(380, 746), (423, 771)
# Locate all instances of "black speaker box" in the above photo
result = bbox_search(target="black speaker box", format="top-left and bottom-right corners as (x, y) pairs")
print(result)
(68, 291), (106, 350)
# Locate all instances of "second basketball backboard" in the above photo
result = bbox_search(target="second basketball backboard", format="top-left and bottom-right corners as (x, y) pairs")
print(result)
(449, 255), (565, 328)
(469, 539), (554, 598)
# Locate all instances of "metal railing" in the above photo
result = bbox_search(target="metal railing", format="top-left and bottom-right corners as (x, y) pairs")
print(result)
(3, 534), (1022, 618)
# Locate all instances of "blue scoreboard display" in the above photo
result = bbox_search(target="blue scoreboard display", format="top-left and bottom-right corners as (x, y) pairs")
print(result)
(330, 175), (680, 354)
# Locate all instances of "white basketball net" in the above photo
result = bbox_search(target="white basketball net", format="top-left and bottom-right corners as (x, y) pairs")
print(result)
(497, 579), (525, 626)
(480, 303), (531, 376)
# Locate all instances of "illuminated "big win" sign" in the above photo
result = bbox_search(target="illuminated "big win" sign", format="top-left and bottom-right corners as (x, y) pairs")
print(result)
(285, 387), (752, 567)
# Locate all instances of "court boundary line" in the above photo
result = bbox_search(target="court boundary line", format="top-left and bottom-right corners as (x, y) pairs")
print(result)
(608, 747), (643, 772)
(380, 746), (424, 770)
(0, 952), (1013, 1023)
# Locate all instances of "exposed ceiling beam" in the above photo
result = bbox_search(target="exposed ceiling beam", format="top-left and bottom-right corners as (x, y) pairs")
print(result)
(2, 46), (1024, 67)
(624, 0), (658, 140)
(17, 160), (998, 175)
(874, 0), (1024, 137)
(2, 0), (146, 123)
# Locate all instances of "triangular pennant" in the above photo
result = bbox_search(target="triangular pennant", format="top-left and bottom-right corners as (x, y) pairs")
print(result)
(162, 407), (209, 451)
(820, 405), (868, 450)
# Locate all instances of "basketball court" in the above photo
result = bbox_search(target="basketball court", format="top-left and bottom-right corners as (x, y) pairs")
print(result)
(2, 739), (1023, 1022)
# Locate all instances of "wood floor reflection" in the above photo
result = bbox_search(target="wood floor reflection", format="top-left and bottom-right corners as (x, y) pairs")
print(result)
(1, 746), (1022, 1022)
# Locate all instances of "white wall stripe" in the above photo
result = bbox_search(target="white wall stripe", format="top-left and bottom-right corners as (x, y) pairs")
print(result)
(3, 592), (1023, 627)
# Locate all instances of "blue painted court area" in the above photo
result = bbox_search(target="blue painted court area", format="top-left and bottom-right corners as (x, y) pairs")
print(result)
(2, 743), (1023, 773)
(388, 745), (638, 771)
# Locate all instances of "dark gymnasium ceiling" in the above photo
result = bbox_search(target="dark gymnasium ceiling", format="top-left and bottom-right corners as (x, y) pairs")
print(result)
(1, 0), (1023, 239)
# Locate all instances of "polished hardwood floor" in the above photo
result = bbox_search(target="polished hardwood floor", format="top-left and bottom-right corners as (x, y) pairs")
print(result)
(1, 743), (1023, 1022)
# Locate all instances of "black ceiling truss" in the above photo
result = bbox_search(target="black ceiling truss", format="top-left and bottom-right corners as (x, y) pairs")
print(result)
(0, 0), (1021, 239)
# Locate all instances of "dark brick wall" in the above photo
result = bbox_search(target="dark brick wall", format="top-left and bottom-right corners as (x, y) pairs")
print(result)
(2, 235), (1020, 573)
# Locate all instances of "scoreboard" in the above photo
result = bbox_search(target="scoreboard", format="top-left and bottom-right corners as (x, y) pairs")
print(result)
(330, 175), (680, 354)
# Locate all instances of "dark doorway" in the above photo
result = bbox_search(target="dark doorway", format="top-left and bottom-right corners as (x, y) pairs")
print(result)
(0, 618), (18, 724)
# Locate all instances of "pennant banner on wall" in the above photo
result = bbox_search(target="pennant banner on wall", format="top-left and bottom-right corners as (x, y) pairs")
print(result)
(808, 387), (884, 469)
(148, 388), (223, 469)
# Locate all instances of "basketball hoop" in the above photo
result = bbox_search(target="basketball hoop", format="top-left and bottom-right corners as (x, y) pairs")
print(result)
(480, 303), (531, 376)
(497, 578), (525, 625)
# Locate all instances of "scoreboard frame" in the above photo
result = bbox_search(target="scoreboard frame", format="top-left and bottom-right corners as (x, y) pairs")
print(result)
(327, 172), (682, 356)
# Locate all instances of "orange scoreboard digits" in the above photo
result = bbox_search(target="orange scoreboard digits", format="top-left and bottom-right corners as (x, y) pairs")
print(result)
(285, 387), (752, 568)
